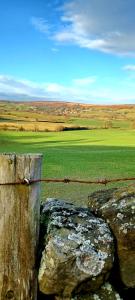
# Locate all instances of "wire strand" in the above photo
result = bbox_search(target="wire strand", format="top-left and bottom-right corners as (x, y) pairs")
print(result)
(1, 176), (135, 186)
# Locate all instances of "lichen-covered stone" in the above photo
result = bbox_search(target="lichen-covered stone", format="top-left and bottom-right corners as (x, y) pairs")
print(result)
(38, 199), (114, 299)
(88, 186), (135, 288)
(72, 282), (123, 300)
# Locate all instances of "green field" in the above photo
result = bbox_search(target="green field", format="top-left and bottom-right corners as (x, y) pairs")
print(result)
(0, 129), (135, 206)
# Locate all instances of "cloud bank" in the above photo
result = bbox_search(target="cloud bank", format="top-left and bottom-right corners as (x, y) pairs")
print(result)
(0, 75), (97, 102)
(0, 74), (135, 104)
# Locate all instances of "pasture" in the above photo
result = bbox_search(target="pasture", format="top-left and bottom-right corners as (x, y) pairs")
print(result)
(0, 128), (135, 206)
(0, 100), (134, 131)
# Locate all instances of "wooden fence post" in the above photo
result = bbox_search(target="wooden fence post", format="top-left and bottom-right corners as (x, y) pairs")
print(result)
(0, 153), (42, 300)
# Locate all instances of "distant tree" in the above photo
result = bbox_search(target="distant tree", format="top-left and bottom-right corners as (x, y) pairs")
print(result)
(19, 126), (25, 131)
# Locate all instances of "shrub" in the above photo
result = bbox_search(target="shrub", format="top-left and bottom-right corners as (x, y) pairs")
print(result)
(19, 126), (25, 131)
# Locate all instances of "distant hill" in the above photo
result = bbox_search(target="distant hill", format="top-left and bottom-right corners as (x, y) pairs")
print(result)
(0, 100), (135, 132)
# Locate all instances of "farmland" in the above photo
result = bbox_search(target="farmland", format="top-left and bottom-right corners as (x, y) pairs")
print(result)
(0, 100), (135, 131)
(0, 118), (135, 206)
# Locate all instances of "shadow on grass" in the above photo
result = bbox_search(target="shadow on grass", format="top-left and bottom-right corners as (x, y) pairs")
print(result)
(1, 130), (135, 157)
(1, 131), (135, 196)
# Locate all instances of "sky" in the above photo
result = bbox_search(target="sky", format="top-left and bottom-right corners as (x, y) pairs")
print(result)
(0, 0), (135, 104)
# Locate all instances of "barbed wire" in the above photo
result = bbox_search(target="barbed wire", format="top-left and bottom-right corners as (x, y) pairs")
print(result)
(1, 176), (135, 186)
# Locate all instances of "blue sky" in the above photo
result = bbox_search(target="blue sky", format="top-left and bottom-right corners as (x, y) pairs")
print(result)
(1, 0), (135, 104)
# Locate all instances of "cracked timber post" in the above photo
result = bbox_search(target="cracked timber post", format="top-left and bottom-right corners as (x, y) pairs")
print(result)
(0, 153), (42, 300)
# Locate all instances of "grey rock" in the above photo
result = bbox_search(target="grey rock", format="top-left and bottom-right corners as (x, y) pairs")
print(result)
(38, 199), (114, 299)
(88, 186), (135, 288)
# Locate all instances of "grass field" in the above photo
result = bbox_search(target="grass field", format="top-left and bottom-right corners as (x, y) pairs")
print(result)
(1, 128), (135, 206)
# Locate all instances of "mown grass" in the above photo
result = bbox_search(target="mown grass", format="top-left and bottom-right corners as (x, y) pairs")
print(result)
(0, 129), (135, 206)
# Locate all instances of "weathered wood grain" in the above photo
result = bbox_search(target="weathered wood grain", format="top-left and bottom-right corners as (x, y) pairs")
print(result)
(0, 154), (42, 300)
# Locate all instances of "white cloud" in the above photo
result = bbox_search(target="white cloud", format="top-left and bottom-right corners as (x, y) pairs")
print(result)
(0, 75), (51, 99)
(73, 76), (96, 86)
(55, 0), (135, 55)
(31, 17), (50, 34)
(123, 65), (135, 71)
(31, 0), (135, 56)
(46, 83), (64, 93)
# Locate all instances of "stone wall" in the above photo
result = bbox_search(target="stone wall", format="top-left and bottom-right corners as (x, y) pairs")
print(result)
(37, 186), (135, 300)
